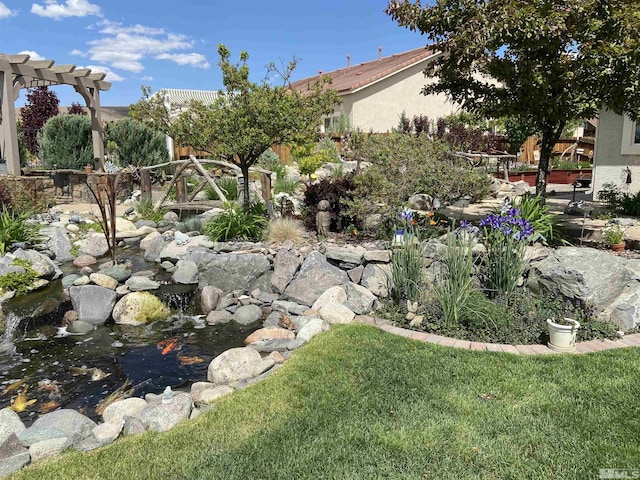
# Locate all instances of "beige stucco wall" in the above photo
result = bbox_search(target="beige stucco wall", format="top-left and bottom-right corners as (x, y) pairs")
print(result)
(593, 109), (640, 198)
(345, 61), (459, 133)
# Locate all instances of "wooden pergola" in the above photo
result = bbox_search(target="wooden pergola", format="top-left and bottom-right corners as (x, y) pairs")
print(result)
(0, 53), (112, 176)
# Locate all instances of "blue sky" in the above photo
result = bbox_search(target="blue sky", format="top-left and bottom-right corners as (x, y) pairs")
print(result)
(0, 0), (428, 107)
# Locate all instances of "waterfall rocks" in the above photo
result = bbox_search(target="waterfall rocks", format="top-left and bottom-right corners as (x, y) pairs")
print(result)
(112, 292), (170, 326)
(69, 286), (118, 325)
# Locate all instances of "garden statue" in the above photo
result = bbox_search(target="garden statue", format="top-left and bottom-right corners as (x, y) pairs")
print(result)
(316, 200), (331, 237)
(280, 197), (295, 218)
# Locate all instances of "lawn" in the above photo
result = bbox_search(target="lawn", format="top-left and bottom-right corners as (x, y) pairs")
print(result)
(11, 325), (640, 480)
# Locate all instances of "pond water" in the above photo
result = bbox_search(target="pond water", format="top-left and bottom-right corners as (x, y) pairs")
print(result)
(0, 253), (258, 425)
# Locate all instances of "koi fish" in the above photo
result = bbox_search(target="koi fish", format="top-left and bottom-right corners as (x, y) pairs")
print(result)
(1, 378), (28, 396)
(70, 366), (112, 382)
(10, 386), (37, 413)
(177, 353), (204, 365)
(37, 378), (62, 393)
(39, 401), (61, 413)
(157, 336), (182, 355)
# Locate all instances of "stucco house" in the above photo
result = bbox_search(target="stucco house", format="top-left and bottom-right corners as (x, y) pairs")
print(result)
(592, 110), (640, 197)
(290, 46), (460, 133)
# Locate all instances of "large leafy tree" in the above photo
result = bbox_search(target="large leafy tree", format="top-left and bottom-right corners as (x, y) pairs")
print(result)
(386, 0), (640, 195)
(131, 44), (340, 208)
(20, 86), (60, 155)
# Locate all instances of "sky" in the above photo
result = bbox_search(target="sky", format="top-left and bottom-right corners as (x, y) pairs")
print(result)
(0, 0), (429, 107)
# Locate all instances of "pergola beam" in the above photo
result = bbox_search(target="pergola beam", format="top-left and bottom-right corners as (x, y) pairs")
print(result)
(0, 53), (112, 175)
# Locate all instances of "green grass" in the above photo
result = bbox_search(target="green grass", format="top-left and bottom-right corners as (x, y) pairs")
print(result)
(11, 325), (640, 480)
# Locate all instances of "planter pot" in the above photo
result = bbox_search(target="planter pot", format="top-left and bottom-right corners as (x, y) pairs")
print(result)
(547, 318), (580, 352)
(84, 165), (93, 174)
(393, 230), (405, 245)
(610, 243), (625, 252)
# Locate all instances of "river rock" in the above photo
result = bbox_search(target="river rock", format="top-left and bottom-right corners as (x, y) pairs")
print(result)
(29, 409), (96, 447)
(90, 272), (118, 290)
(185, 249), (271, 293)
(67, 320), (95, 335)
(73, 275), (91, 286)
(344, 282), (377, 314)
(361, 263), (391, 298)
(121, 416), (146, 436)
(270, 249), (301, 294)
(244, 327), (295, 345)
(125, 276), (160, 291)
(319, 303), (355, 324)
(101, 265), (132, 283)
(191, 382), (234, 405)
(102, 397), (148, 425)
(233, 304), (262, 325)
(135, 220), (157, 229)
(282, 251), (350, 306)
(11, 248), (62, 280)
(0, 408), (25, 445)
(61, 274), (81, 288)
(18, 426), (66, 447)
(112, 292), (169, 325)
(29, 436), (70, 462)
(207, 347), (275, 385)
(271, 300), (308, 316)
(90, 422), (122, 447)
(172, 260), (199, 284)
(201, 285), (224, 314)
(69, 285), (118, 325)
(364, 250), (391, 263)
(140, 230), (162, 250)
(73, 255), (97, 268)
(163, 211), (179, 223)
(324, 245), (366, 265)
(115, 218), (137, 233)
(140, 392), (192, 433)
(66, 224), (80, 233)
(296, 318), (325, 342)
(206, 310), (233, 325)
(78, 234), (109, 258)
(40, 226), (74, 263)
(311, 286), (348, 311)
(0, 433), (29, 478)
(159, 235), (208, 262)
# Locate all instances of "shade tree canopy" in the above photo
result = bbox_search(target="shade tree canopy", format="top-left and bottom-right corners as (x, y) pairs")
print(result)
(386, 0), (640, 195)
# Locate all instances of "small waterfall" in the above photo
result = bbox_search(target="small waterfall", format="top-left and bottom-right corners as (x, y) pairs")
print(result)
(0, 312), (21, 352)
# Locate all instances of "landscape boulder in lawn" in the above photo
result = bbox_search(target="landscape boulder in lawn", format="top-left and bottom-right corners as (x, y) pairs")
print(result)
(207, 347), (275, 386)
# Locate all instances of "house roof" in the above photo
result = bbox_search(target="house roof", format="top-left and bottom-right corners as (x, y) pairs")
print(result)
(155, 88), (220, 106)
(290, 45), (439, 95)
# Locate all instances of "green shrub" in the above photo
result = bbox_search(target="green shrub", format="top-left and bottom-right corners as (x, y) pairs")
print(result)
(0, 259), (38, 296)
(105, 118), (169, 167)
(134, 199), (167, 224)
(298, 154), (324, 177)
(515, 193), (564, 244)
(273, 178), (300, 195)
(0, 207), (40, 255)
(303, 174), (357, 232)
(38, 115), (93, 169)
(597, 182), (623, 209)
(0, 182), (11, 211)
(315, 137), (340, 162)
(201, 201), (268, 241)
(205, 177), (238, 201)
(391, 234), (426, 304)
(259, 149), (287, 180)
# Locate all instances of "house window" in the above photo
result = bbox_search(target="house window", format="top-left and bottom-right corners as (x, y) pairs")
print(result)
(621, 115), (640, 155)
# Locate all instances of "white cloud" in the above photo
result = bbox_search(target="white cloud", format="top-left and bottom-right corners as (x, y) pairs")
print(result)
(140, 75), (154, 81)
(0, 2), (16, 18)
(31, 0), (102, 19)
(155, 53), (210, 69)
(82, 20), (208, 73)
(79, 65), (124, 82)
(69, 49), (87, 57)
(18, 50), (44, 60)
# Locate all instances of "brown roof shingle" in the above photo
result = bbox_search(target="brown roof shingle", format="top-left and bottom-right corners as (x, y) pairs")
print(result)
(291, 45), (438, 94)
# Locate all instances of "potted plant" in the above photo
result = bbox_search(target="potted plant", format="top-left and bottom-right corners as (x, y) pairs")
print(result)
(602, 223), (625, 252)
(547, 317), (580, 352)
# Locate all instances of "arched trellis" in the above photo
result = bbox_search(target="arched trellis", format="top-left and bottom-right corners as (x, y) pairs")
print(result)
(0, 53), (112, 176)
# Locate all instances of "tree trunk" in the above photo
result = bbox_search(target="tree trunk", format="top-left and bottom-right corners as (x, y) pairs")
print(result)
(240, 164), (250, 211)
(536, 124), (565, 197)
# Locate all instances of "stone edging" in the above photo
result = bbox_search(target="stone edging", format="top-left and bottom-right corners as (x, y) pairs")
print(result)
(354, 316), (640, 354)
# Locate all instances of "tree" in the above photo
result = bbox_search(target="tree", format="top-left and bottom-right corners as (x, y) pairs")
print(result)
(386, 0), (640, 196)
(131, 44), (340, 209)
(20, 87), (60, 155)
(38, 115), (93, 169)
(105, 118), (168, 167)
(67, 102), (86, 115)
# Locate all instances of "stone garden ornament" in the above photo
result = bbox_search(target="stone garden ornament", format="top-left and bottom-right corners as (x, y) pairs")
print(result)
(316, 200), (331, 238)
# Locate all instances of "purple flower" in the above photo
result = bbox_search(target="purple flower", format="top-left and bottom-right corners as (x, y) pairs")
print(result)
(400, 208), (413, 222)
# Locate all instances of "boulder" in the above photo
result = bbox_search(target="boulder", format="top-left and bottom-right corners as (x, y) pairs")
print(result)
(185, 249), (272, 293)
(206, 310), (233, 325)
(0, 408), (25, 445)
(344, 282), (377, 314)
(73, 255), (96, 268)
(233, 304), (263, 325)
(112, 292), (169, 326)
(364, 250), (392, 263)
(207, 347), (275, 385)
(296, 318), (325, 343)
(67, 320), (95, 335)
(78, 234), (109, 258)
(140, 231), (162, 251)
(101, 265), (132, 283)
(140, 392), (192, 433)
(324, 245), (366, 265)
(191, 383), (234, 405)
(121, 416), (146, 436)
(361, 264), (391, 298)
(89, 272), (118, 290)
(69, 285), (118, 325)
(125, 276), (161, 292)
(115, 218), (137, 233)
(159, 235), (208, 263)
(271, 300), (308, 316)
(61, 274), (81, 288)
(102, 397), (148, 424)
(319, 303), (356, 324)
(163, 211), (179, 223)
(408, 193), (434, 211)
(347, 265), (365, 284)
(11, 248), (62, 280)
(0, 433), (29, 478)
(311, 286), (347, 312)
(270, 249), (301, 294)
(201, 285), (224, 314)
(244, 327), (296, 345)
(29, 436), (70, 463)
(282, 251), (350, 306)
(40, 226), (74, 263)
(29, 409), (96, 447)
(0, 257), (25, 276)
(172, 260), (199, 285)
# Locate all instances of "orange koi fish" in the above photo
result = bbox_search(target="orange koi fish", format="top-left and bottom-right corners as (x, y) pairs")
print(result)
(39, 401), (61, 413)
(157, 336), (182, 355)
(177, 353), (204, 365)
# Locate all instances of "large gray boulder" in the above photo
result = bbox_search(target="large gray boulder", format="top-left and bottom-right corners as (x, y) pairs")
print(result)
(29, 409), (96, 447)
(528, 247), (640, 330)
(29, 437), (70, 463)
(69, 285), (118, 325)
(233, 304), (263, 325)
(140, 392), (192, 433)
(0, 433), (30, 478)
(78, 234), (109, 258)
(323, 245), (366, 265)
(270, 249), (301, 294)
(282, 251), (349, 306)
(185, 248), (271, 293)
(172, 260), (199, 284)
(201, 285), (224, 314)
(125, 276), (161, 292)
(159, 235), (208, 262)
(102, 397), (148, 424)
(0, 408), (25, 445)
(361, 264), (391, 298)
(41, 226), (74, 263)
(11, 248), (62, 280)
(344, 282), (377, 314)
(207, 347), (275, 385)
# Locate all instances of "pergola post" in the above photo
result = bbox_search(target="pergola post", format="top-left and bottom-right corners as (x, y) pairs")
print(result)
(75, 85), (105, 171)
(0, 68), (20, 175)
